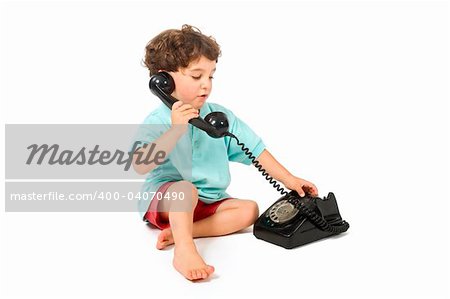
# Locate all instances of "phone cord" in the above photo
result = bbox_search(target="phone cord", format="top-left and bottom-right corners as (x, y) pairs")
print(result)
(226, 132), (349, 234)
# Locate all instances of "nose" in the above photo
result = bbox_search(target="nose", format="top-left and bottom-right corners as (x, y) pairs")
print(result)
(200, 77), (212, 91)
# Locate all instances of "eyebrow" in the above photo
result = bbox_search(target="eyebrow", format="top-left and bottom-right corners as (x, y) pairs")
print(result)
(189, 68), (216, 72)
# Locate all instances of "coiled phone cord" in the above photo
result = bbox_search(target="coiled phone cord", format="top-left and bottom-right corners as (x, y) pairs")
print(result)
(225, 132), (349, 234)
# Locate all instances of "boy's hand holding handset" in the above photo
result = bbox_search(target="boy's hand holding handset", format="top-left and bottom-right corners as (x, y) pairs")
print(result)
(170, 100), (199, 134)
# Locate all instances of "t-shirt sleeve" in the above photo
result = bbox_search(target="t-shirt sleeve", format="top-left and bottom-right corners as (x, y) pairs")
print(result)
(224, 108), (266, 165)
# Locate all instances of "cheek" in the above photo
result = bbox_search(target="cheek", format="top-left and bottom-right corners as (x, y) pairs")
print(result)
(172, 74), (206, 102)
(179, 83), (198, 99)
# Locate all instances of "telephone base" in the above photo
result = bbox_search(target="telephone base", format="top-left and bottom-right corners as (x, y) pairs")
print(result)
(253, 192), (348, 249)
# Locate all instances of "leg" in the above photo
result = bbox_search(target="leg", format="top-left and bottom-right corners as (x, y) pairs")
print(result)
(157, 198), (259, 248)
(193, 199), (259, 236)
(156, 180), (214, 281)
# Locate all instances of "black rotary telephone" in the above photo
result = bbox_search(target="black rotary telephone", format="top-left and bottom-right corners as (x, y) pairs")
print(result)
(149, 71), (350, 249)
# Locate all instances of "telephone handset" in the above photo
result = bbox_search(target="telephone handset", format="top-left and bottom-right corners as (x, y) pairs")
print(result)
(148, 71), (350, 249)
(149, 71), (229, 138)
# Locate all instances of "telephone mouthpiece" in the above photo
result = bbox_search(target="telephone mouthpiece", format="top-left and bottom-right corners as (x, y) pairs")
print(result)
(204, 112), (229, 137)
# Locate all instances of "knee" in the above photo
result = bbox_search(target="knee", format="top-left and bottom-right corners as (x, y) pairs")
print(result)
(241, 200), (260, 226)
(170, 180), (198, 206)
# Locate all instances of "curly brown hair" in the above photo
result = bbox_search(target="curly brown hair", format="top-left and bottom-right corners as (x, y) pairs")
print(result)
(143, 24), (221, 76)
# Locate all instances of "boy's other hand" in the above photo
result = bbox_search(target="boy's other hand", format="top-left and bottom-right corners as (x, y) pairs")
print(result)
(171, 100), (200, 129)
(285, 176), (318, 197)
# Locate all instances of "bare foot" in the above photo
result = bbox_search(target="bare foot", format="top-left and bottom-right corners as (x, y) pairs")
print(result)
(156, 228), (174, 250)
(173, 243), (215, 281)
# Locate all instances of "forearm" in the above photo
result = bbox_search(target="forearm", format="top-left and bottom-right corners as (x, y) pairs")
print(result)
(132, 126), (186, 175)
(255, 149), (294, 185)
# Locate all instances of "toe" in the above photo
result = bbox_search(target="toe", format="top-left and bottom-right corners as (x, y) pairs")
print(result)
(156, 237), (165, 249)
(205, 265), (215, 275)
(195, 269), (202, 280)
(187, 270), (195, 280)
(191, 270), (198, 280)
(200, 269), (207, 279)
(156, 241), (165, 250)
(157, 234), (164, 243)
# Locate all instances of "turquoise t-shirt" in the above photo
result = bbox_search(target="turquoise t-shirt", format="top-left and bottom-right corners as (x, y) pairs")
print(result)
(133, 102), (266, 220)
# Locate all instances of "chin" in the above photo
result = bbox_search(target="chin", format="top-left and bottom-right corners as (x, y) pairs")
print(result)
(196, 101), (206, 110)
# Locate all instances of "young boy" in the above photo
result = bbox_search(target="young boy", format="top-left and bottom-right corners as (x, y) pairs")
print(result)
(133, 24), (318, 281)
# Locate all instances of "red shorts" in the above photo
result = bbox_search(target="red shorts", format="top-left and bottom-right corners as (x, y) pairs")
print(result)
(144, 181), (231, 230)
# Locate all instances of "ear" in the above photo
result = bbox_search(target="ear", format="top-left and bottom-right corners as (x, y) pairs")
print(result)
(158, 69), (176, 76)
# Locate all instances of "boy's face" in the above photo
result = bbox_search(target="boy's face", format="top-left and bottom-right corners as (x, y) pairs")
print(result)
(166, 55), (216, 110)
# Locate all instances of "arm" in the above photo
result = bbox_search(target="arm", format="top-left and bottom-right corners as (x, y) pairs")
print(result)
(133, 101), (199, 175)
(256, 149), (318, 197)
(132, 126), (186, 175)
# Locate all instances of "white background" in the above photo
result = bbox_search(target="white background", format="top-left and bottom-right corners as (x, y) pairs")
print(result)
(1, 1), (449, 298)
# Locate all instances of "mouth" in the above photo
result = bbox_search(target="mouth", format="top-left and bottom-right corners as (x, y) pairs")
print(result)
(198, 94), (208, 100)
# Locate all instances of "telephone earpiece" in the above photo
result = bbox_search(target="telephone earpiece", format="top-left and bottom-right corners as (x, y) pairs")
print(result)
(149, 72), (176, 108)
(149, 71), (230, 138)
(149, 71), (175, 94)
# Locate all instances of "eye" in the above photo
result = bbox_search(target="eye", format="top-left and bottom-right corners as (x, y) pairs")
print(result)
(191, 75), (201, 80)
(209, 76), (214, 80)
